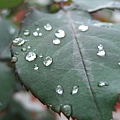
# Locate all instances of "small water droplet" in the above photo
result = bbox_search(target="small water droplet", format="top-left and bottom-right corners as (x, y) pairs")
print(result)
(97, 44), (106, 57)
(61, 104), (72, 117)
(98, 82), (109, 87)
(34, 64), (39, 71)
(11, 56), (18, 63)
(15, 52), (19, 55)
(21, 48), (27, 52)
(118, 61), (120, 65)
(55, 29), (65, 38)
(39, 53), (43, 58)
(53, 38), (61, 45)
(27, 45), (31, 49)
(33, 31), (38, 36)
(24, 29), (30, 36)
(55, 85), (63, 95)
(44, 23), (52, 31)
(78, 25), (88, 32)
(25, 52), (37, 61)
(36, 28), (40, 31)
(9, 27), (15, 34)
(43, 56), (53, 66)
(39, 33), (42, 36)
(71, 86), (79, 95)
(13, 37), (25, 46)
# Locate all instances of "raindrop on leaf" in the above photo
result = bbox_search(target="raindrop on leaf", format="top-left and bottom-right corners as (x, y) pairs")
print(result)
(43, 56), (53, 66)
(78, 25), (88, 32)
(71, 86), (79, 95)
(25, 52), (37, 62)
(53, 38), (61, 45)
(44, 23), (52, 31)
(55, 85), (64, 95)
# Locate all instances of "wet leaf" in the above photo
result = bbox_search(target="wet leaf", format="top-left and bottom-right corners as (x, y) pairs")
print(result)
(11, 9), (120, 120)
(73, 0), (120, 12)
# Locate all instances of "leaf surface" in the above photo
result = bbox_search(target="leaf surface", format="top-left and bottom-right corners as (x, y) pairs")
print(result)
(11, 9), (120, 120)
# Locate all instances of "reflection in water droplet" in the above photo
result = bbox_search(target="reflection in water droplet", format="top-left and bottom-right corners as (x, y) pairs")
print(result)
(36, 28), (40, 31)
(44, 23), (52, 31)
(55, 29), (65, 38)
(34, 64), (39, 71)
(97, 44), (106, 57)
(39, 53), (43, 58)
(71, 86), (79, 95)
(98, 82), (109, 87)
(43, 56), (53, 66)
(78, 25), (88, 32)
(24, 29), (30, 36)
(27, 45), (31, 49)
(25, 52), (37, 61)
(62, 104), (72, 117)
(33, 31), (38, 36)
(39, 33), (42, 36)
(13, 38), (26, 46)
(11, 56), (18, 63)
(53, 38), (61, 45)
(55, 85), (63, 95)
(21, 48), (27, 52)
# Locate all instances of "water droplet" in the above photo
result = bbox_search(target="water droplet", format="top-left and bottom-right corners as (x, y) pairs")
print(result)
(55, 29), (65, 38)
(27, 45), (31, 49)
(15, 52), (19, 55)
(43, 56), (53, 66)
(9, 27), (15, 34)
(97, 44), (106, 57)
(34, 64), (39, 71)
(39, 33), (42, 36)
(11, 56), (18, 63)
(44, 23), (52, 31)
(36, 28), (40, 31)
(53, 38), (61, 45)
(24, 29), (30, 36)
(13, 37), (25, 46)
(118, 61), (120, 65)
(39, 53), (43, 58)
(98, 82), (109, 87)
(25, 52), (37, 61)
(55, 85), (63, 95)
(71, 86), (79, 95)
(21, 48), (27, 52)
(33, 31), (38, 36)
(61, 104), (72, 117)
(78, 25), (88, 32)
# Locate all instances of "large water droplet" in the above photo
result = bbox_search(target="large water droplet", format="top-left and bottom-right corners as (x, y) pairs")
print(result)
(61, 104), (72, 117)
(55, 85), (63, 95)
(43, 56), (53, 66)
(53, 38), (61, 45)
(98, 82), (109, 87)
(55, 29), (65, 38)
(33, 31), (38, 36)
(21, 48), (27, 52)
(44, 23), (52, 31)
(13, 37), (26, 46)
(34, 64), (39, 71)
(25, 52), (37, 61)
(71, 86), (79, 95)
(11, 56), (18, 63)
(97, 44), (106, 57)
(78, 25), (88, 32)
(24, 29), (30, 36)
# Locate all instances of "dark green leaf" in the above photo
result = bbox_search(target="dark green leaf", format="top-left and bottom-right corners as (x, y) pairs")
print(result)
(0, 18), (18, 60)
(11, 9), (120, 120)
(73, 0), (120, 12)
(0, 0), (23, 9)
(0, 62), (15, 110)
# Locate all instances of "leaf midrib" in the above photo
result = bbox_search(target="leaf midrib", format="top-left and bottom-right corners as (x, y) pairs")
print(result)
(64, 10), (102, 119)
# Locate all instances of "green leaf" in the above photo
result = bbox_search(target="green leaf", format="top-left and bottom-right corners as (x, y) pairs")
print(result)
(0, 0), (23, 9)
(11, 9), (120, 120)
(73, 0), (120, 12)
(0, 18), (18, 60)
(0, 62), (15, 110)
